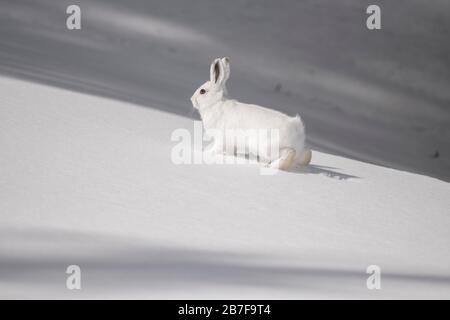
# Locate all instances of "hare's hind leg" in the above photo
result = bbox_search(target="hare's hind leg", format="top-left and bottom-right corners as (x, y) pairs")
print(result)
(299, 149), (312, 166)
(269, 148), (296, 170)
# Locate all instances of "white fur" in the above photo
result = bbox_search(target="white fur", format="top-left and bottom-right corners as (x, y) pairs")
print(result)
(191, 57), (311, 169)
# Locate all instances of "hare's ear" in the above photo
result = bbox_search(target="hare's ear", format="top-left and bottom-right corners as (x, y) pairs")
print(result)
(221, 57), (230, 83)
(210, 58), (224, 85)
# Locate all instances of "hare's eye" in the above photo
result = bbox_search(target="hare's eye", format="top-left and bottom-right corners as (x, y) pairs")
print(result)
(200, 89), (206, 95)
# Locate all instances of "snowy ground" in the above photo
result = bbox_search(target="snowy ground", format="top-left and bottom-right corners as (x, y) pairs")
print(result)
(1, 76), (449, 299)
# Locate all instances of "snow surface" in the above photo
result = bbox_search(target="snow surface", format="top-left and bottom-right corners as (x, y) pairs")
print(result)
(1, 76), (449, 299)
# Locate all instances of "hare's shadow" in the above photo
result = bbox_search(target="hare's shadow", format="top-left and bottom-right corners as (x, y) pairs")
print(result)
(289, 164), (360, 180)
(224, 153), (359, 180)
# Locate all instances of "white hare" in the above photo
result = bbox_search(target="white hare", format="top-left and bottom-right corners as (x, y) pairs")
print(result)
(190, 57), (312, 170)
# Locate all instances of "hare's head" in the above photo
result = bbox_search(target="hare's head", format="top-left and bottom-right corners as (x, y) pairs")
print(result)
(191, 57), (230, 110)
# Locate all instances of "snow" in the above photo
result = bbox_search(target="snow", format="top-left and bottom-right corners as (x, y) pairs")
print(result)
(1, 76), (449, 299)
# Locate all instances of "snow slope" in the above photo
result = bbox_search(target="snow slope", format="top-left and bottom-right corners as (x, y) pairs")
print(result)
(1, 76), (449, 299)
